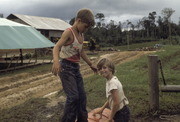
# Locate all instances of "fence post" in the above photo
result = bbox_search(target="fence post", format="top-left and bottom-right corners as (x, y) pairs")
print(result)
(148, 55), (159, 111)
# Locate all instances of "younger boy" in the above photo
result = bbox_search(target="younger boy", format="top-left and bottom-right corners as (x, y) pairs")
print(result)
(93, 58), (130, 122)
(52, 8), (97, 122)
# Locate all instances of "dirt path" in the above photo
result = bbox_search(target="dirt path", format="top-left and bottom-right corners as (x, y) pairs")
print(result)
(0, 51), (154, 110)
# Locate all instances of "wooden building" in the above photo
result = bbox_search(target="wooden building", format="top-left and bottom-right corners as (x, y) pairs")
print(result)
(7, 14), (71, 43)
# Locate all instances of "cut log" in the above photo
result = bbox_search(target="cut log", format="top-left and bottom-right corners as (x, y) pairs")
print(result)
(160, 85), (180, 92)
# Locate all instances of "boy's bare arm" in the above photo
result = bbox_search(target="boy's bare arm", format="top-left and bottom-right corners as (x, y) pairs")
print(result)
(80, 49), (92, 66)
(101, 100), (109, 110)
(52, 30), (70, 75)
(92, 100), (109, 115)
(109, 89), (120, 121)
(81, 49), (97, 72)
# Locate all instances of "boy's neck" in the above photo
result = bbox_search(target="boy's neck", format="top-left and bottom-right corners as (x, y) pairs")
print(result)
(72, 26), (78, 31)
(106, 74), (113, 80)
(72, 22), (81, 34)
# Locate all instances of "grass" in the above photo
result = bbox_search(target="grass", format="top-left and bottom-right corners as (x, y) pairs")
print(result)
(102, 40), (163, 51)
(0, 63), (52, 77)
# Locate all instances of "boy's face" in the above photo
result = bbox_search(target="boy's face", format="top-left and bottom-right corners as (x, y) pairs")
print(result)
(98, 65), (113, 79)
(77, 19), (90, 33)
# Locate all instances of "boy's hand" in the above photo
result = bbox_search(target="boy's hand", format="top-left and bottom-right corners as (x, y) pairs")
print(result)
(90, 64), (98, 73)
(92, 107), (103, 117)
(52, 61), (61, 76)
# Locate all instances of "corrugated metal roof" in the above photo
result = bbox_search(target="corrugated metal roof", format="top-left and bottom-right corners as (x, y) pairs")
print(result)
(0, 18), (55, 49)
(7, 14), (71, 31)
(0, 17), (28, 27)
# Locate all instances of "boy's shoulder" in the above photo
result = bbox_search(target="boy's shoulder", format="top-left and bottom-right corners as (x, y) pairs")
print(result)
(63, 28), (71, 34)
(61, 28), (73, 38)
(111, 76), (123, 86)
(109, 76), (120, 84)
(111, 76), (119, 81)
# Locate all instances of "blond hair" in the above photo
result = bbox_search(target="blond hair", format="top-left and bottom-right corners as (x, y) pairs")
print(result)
(76, 8), (95, 27)
(97, 58), (115, 74)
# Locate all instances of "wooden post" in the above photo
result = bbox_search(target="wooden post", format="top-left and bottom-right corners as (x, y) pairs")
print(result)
(6, 53), (7, 64)
(148, 55), (159, 111)
(20, 49), (23, 65)
(35, 49), (37, 63)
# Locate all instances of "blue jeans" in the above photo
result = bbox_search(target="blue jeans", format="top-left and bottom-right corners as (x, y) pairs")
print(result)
(113, 106), (130, 122)
(59, 59), (88, 122)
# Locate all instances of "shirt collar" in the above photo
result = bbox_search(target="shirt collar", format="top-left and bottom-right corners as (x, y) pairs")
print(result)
(106, 75), (116, 82)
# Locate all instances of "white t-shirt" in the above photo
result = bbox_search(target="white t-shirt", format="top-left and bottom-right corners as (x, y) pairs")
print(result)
(106, 76), (129, 110)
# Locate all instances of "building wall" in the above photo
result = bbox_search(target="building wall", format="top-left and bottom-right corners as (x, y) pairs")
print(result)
(49, 30), (62, 38)
(11, 19), (63, 39)
(8, 17), (63, 43)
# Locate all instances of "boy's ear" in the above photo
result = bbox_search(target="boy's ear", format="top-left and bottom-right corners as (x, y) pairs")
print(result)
(76, 18), (81, 22)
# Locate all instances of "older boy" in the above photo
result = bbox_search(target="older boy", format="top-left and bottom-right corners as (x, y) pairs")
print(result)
(52, 8), (97, 122)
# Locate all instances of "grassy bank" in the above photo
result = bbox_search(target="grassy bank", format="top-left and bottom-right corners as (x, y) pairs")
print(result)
(85, 45), (180, 118)
(102, 40), (163, 51)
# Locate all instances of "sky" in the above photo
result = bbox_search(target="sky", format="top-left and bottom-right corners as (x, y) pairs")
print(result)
(0, 0), (180, 25)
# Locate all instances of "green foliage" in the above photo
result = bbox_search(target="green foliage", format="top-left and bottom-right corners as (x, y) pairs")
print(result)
(171, 36), (180, 45)
(159, 36), (180, 45)
(103, 40), (163, 51)
(85, 75), (106, 108)
(84, 9), (180, 47)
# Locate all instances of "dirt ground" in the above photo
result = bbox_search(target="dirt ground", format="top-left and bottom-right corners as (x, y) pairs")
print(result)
(0, 50), (179, 121)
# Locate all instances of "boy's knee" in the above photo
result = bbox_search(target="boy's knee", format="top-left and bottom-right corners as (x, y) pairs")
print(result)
(69, 94), (79, 103)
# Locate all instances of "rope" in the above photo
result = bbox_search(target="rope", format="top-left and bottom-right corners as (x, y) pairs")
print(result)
(157, 60), (166, 85)
(159, 115), (177, 121)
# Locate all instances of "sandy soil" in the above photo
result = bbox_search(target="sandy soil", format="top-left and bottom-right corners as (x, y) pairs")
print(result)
(0, 50), (179, 121)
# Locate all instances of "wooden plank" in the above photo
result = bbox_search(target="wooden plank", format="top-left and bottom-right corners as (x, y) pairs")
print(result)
(0, 60), (52, 73)
(160, 85), (180, 92)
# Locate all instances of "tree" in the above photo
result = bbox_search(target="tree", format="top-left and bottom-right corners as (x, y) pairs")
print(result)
(157, 16), (164, 38)
(122, 20), (132, 50)
(116, 21), (123, 44)
(95, 13), (105, 28)
(136, 19), (144, 38)
(148, 11), (157, 38)
(161, 8), (175, 44)
(69, 17), (75, 25)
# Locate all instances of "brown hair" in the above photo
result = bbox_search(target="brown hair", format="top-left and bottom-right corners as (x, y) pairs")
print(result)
(97, 58), (115, 74)
(76, 8), (95, 27)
